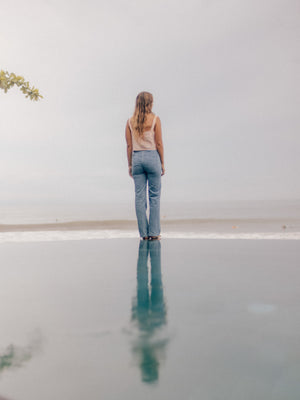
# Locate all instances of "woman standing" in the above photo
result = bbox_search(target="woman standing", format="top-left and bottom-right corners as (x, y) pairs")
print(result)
(125, 92), (165, 240)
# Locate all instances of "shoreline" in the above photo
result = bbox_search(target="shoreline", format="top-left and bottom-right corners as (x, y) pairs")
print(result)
(0, 218), (300, 232)
(0, 217), (299, 233)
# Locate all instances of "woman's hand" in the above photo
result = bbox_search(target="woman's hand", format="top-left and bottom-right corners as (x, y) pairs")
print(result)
(129, 166), (133, 178)
(161, 164), (165, 176)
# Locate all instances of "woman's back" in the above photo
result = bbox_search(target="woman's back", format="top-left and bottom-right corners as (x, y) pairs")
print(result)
(128, 113), (157, 151)
(129, 113), (156, 133)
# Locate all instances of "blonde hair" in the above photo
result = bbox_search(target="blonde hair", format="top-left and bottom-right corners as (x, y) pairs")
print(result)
(132, 91), (153, 137)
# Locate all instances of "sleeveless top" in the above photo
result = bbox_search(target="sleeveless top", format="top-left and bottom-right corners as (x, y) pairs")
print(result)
(128, 114), (157, 151)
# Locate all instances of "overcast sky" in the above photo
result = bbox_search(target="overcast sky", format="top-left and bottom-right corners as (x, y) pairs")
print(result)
(1, 0), (299, 205)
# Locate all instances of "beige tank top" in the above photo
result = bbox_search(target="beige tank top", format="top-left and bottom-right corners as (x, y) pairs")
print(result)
(128, 115), (157, 151)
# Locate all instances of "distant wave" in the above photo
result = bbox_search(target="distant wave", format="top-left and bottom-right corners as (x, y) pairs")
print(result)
(0, 230), (299, 243)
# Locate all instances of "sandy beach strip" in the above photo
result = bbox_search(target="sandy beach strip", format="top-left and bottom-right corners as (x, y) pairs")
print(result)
(0, 218), (299, 233)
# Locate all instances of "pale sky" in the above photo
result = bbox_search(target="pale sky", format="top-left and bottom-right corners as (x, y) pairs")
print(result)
(1, 0), (299, 205)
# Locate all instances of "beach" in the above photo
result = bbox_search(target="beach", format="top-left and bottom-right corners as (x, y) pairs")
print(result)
(2, 0), (299, 397)
(0, 217), (300, 243)
(0, 237), (299, 400)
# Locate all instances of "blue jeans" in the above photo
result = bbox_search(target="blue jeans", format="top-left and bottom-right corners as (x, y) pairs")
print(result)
(132, 150), (161, 238)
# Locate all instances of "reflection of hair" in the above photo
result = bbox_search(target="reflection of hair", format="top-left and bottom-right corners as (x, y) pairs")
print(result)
(132, 91), (153, 137)
(140, 347), (159, 383)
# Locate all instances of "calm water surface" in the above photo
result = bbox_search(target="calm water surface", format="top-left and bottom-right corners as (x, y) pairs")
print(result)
(0, 239), (299, 400)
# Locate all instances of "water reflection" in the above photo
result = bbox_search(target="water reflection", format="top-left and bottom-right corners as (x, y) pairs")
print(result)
(131, 240), (168, 384)
(0, 331), (42, 375)
(0, 395), (12, 400)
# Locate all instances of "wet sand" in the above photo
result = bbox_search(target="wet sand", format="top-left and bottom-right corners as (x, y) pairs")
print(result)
(0, 217), (299, 233)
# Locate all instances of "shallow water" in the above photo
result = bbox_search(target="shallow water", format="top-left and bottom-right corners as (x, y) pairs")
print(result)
(0, 239), (299, 400)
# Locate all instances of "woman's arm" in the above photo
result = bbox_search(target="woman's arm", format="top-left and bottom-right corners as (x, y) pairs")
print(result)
(125, 120), (133, 178)
(154, 116), (165, 176)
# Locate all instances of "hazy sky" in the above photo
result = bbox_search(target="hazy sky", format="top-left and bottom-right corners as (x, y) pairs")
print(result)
(1, 0), (299, 205)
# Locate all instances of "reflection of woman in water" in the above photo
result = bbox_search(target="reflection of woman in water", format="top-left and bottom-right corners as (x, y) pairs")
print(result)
(125, 92), (165, 241)
(131, 240), (168, 384)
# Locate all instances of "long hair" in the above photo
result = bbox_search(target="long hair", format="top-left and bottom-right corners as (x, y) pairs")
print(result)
(132, 92), (153, 137)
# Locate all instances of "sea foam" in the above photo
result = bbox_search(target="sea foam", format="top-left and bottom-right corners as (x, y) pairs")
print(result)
(0, 230), (299, 243)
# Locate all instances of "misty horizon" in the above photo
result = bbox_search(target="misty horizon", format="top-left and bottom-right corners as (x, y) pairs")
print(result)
(1, 0), (299, 206)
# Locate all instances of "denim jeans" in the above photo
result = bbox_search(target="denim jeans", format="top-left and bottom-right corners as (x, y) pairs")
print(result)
(132, 150), (161, 238)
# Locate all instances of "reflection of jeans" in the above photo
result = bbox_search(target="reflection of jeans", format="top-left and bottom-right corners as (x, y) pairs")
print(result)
(132, 240), (167, 384)
(132, 150), (161, 237)
(135, 240), (165, 332)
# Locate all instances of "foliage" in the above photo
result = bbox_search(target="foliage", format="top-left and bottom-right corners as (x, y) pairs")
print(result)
(0, 69), (43, 101)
